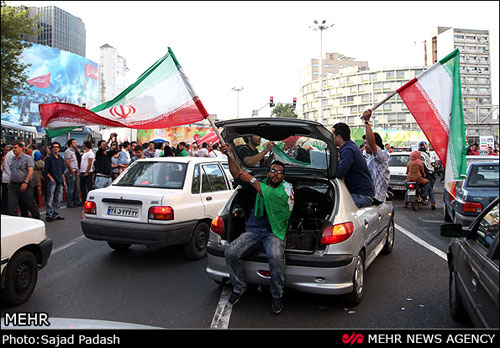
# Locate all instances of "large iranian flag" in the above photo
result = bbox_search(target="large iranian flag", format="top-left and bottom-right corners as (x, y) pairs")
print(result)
(397, 49), (467, 193)
(41, 47), (208, 137)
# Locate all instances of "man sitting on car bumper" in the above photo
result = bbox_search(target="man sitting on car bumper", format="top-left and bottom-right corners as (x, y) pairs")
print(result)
(221, 143), (294, 314)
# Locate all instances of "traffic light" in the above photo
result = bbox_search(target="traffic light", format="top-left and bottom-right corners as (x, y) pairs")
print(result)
(270, 96), (275, 107)
(292, 97), (297, 109)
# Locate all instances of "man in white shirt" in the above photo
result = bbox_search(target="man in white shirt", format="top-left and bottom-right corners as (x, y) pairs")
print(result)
(64, 138), (81, 207)
(197, 142), (210, 157)
(80, 141), (95, 202)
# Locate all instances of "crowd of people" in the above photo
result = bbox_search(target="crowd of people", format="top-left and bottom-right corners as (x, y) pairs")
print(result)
(0, 134), (227, 222)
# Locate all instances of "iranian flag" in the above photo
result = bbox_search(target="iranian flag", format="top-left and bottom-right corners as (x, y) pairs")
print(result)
(397, 49), (467, 194)
(41, 47), (209, 137)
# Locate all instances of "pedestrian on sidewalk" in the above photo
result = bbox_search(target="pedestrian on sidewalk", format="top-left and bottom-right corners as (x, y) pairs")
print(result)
(64, 139), (82, 208)
(8, 141), (41, 219)
(44, 142), (66, 221)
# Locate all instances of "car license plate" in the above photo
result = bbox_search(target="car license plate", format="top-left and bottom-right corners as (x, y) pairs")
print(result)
(408, 189), (416, 196)
(393, 185), (405, 190)
(107, 206), (139, 217)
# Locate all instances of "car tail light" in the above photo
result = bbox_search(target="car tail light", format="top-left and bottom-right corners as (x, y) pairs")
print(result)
(211, 215), (225, 236)
(258, 270), (271, 277)
(462, 202), (482, 213)
(148, 206), (174, 220)
(321, 222), (355, 245)
(84, 201), (96, 215)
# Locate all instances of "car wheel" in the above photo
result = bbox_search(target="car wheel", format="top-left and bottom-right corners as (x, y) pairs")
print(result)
(382, 219), (395, 255)
(443, 204), (452, 222)
(107, 242), (131, 251)
(184, 222), (209, 259)
(346, 251), (365, 306)
(449, 269), (467, 321)
(2, 250), (38, 307)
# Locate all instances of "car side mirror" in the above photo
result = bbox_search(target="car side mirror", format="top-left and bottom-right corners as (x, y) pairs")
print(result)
(440, 223), (470, 238)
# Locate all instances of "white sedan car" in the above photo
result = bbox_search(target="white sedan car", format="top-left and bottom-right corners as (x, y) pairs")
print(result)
(81, 157), (233, 259)
(1, 215), (52, 306)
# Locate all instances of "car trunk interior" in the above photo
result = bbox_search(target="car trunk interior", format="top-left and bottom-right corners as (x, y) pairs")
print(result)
(225, 176), (335, 253)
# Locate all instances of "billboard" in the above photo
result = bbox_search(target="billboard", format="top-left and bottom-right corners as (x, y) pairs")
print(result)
(1, 43), (99, 130)
(137, 126), (219, 145)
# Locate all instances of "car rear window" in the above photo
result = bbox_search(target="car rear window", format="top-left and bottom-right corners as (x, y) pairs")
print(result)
(233, 135), (330, 171)
(467, 165), (499, 187)
(389, 155), (410, 167)
(114, 161), (187, 189)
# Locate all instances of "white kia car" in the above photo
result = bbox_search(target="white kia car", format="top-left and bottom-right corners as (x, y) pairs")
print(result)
(81, 157), (233, 259)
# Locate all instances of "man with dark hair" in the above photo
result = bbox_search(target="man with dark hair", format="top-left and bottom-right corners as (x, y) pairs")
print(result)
(332, 122), (375, 208)
(177, 142), (189, 157)
(80, 141), (95, 203)
(94, 136), (118, 189)
(362, 109), (390, 204)
(238, 134), (274, 167)
(64, 138), (81, 207)
(44, 142), (66, 221)
(8, 142), (40, 219)
(221, 143), (294, 314)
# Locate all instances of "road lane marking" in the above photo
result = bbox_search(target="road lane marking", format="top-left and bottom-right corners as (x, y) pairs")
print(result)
(210, 285), (233, 329)
(395, 223), (447, 261)
(51, 235), (86, 255)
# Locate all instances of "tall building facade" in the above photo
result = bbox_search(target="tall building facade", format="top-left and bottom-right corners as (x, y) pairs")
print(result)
(424, 27), (497, 143)
(300, 52), (369, 82)
(99, 44), (129, 103)
(300, 65), (426, 129)
(26, 5), (86, 57)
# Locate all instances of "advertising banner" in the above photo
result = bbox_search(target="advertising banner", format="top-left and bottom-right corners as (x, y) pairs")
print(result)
(137, 126), (219, 145)
(1, 43), (99, 129)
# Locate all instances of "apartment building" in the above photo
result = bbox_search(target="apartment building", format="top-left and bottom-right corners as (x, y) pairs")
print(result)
(424, 27), (496, 143)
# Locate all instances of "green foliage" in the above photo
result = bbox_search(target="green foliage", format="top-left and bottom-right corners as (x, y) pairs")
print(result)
(271, 103), (298, 118)
(1, 2), (40, 112)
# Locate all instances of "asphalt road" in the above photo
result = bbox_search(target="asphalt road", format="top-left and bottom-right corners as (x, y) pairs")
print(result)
(1, 178), (473, 329)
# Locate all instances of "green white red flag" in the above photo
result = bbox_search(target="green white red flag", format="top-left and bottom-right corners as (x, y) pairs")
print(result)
(397, 49), (467, 194)
(41, 47), (209, 137)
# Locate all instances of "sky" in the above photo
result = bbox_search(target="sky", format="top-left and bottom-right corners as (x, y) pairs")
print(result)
(8, 1), (500, 120)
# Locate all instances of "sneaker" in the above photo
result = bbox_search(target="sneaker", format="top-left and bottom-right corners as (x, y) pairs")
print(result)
(228, 291), (244, 305)
(431, 203), (436, 210)
(55, 216), (65, 220)
(272, 297), (283, 314)
(45, 216), (54, 222)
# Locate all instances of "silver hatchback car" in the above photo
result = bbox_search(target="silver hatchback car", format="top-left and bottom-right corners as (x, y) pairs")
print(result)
(206, 118), (395, 304)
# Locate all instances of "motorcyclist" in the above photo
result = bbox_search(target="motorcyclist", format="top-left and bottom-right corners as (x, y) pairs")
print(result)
(418, 141), (436, 210)
(403, 150), (429, 208)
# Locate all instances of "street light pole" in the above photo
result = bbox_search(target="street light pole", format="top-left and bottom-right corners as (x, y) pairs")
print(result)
(309, 20), (334, 125)
(232, 87), (243, 119)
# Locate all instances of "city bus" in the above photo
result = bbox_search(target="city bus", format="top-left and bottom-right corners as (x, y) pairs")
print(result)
(48, 126), (103, 150)
(1, 120), (42, 146)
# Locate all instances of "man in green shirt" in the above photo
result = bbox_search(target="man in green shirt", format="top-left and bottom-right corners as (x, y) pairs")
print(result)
(221, 143), (294, 314)
(177, 142), (189, 157)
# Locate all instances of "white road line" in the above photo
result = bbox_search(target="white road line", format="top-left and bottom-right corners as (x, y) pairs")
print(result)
(51, 235), (86, 255)
(210, 285), (233, 329)
(395, 223), (447, 261)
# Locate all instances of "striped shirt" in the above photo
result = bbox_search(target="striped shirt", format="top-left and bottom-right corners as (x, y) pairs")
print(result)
(366, 149), (390, 203)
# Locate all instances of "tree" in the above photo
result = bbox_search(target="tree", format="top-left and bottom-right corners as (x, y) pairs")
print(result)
(1, 2), (40, 113)
(271, 103), (298, 118)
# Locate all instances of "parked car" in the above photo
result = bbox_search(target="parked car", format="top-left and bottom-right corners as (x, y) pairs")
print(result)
(443, 156), (499, 225)
(441, 197), (499, 328)
(206, 118), (395, 305)
(81, 157), (233, 259)
(1, 215), (52, 306)
(388, 152), (411, 191)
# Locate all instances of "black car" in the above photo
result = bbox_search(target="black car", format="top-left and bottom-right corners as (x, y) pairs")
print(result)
(441, 197), (499, 328)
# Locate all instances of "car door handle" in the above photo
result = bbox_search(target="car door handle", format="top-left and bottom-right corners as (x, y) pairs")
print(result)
(472, 278), (477, 287)
(206, 196), (213, 201)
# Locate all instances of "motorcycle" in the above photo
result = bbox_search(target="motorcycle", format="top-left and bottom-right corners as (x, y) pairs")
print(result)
(432, 160), (445, 182)
(406, 181), (428, 211)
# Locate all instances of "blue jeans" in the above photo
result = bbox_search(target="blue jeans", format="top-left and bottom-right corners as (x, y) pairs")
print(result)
(224, 230), (285, 299)
(64, 172), (81, 207)
(352, 194), (373, 208)
(46, 180), (63, 218)
(95, 176), (112, 189)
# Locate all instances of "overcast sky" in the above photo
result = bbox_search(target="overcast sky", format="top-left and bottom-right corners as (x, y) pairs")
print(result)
(9, 1), (500, 120)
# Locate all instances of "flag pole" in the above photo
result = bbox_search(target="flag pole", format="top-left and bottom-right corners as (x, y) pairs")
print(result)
(359, 90), (398, 118)
(206, 114), (226, 145)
